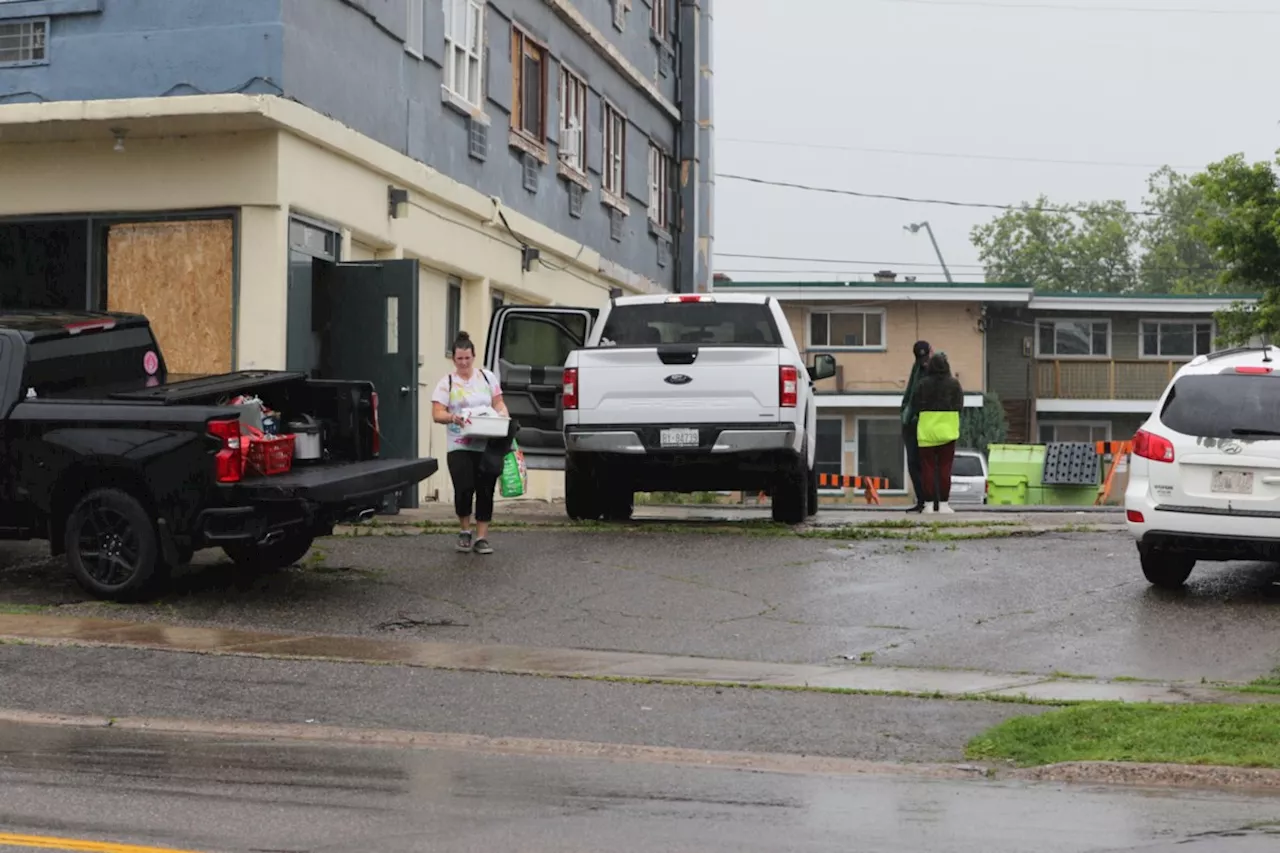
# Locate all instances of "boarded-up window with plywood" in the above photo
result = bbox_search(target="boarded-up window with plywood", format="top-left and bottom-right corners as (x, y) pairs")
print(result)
(106, 219), (234, 377)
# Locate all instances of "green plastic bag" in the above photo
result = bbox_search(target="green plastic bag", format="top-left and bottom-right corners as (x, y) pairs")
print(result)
(499, 440), (527, 498)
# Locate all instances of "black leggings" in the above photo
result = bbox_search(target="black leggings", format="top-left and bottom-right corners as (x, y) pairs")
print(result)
(448, 450), (498, 523)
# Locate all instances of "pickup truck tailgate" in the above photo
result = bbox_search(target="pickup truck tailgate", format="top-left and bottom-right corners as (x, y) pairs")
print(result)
(233, 458), (439, 505)
(575, 346), (782, 425)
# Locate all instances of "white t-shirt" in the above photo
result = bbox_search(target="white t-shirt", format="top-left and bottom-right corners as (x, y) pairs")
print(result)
(431, 369), (503, 453)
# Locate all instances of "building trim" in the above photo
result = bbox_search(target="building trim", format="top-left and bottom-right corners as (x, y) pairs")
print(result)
(0, 93), (666, 296)
(817, 393), (984, 409)
(1036, 399), (1156, 414)
(1029, 295), (1252, 314)
(717, 284), (1031, 303)
(542, 0), (680, 120)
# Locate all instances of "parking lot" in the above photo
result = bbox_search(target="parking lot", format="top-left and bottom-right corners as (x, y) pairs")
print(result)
(2, 508), (1278, 686)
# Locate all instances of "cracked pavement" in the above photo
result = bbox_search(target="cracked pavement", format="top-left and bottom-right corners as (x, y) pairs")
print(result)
(3, 525), (1278, 683)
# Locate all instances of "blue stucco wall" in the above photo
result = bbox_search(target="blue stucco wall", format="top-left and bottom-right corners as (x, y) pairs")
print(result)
(279, 0), (681, 289)
(0, 0), (683, 289)
(0, 0), (284, 103)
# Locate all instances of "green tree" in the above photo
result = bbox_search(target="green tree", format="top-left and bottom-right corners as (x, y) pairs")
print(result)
(1188, 153), (1280, 344)
(970, 166), (1225, 295)
(1136, 166), (1225, 294)
(970, 197), (1138, 292)
(960, 392), (1009, 454)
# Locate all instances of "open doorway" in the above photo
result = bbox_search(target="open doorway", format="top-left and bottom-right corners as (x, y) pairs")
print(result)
(0, 219), (89, 310)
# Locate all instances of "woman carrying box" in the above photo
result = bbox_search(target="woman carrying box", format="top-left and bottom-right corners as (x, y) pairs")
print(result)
(431, 331), (510, 554)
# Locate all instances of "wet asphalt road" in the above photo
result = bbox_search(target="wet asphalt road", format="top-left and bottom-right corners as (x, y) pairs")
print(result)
(2, 721), (1279, 853)
(2, 527), (1278, 682)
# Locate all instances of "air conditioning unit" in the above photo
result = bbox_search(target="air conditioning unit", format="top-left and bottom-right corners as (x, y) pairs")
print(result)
(558, 118), (582, 167)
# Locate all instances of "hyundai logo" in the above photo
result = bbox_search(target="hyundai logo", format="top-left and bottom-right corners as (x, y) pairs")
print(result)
(664, 374), (693, 385)
(1222, 442), (1243, 454)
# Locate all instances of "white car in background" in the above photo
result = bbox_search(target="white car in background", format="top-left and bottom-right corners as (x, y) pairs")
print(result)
(949, 449), (987, 505)
(1124, 345), (1280, 588)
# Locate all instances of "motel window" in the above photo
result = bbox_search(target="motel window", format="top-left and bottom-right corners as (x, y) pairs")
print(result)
(650, 0), (669, 40)
(1037, 422), (1111, 445)
(809, 311), (885, 349)
(443, 0), (485, 108)
(603, 102), (626, 199)
(1141, 320), (1212, 359)
(511, 27), (546, 145)
(1036, 319), (1110, 358)
(647, 144), (672, 230)
(856, 417), (905, 492)
(815, 417), (843, 485)
(558, 67), (588, 174)
(0, 18), (47, 66)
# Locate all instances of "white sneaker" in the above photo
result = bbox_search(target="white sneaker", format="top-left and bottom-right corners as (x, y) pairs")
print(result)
(938, 502), (955, 514)
(921, 504), (934, 514)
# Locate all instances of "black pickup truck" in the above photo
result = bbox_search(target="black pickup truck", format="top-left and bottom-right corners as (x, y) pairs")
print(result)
(0, 311), (437, 600)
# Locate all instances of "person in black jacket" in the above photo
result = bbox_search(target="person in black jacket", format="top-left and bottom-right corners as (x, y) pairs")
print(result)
(900, 340), (932, 513)
(913, 352), (965, 514)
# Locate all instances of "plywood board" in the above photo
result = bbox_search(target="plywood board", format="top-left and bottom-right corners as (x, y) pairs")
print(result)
(106, 218), (234, 376)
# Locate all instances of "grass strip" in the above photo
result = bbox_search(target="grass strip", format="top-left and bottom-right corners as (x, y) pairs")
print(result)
(966, 702), (1280, 768)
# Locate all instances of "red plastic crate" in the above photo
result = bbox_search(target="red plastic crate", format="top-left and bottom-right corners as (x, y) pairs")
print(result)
(245, 432), (295, 476)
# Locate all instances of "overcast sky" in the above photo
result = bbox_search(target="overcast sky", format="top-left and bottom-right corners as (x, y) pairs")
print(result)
(712, 0), (1280, 283)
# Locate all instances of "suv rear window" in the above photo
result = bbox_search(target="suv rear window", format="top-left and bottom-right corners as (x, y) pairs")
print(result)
(951, 455), (985, 477)
(599, 302), (781, 346)
(1160, 373), (1280, 438)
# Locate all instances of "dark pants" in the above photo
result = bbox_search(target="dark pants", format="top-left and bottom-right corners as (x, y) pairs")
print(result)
(903, 423), (925, 505)
(448, 450), (498, 523)
(919, 441), (957, 505)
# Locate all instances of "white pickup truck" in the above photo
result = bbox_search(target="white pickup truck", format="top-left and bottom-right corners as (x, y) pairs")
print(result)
(483, 293), (836, 524)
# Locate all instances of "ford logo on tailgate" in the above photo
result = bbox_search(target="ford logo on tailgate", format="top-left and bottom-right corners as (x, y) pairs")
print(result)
(664, 374), (693, 385)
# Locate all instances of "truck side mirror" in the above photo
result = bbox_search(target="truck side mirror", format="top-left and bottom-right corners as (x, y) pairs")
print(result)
(808, 353), (836, 382)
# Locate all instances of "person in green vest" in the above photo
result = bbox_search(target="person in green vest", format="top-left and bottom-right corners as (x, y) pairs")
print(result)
(900, 340), (932, 513)
(914, 351), (964, 514)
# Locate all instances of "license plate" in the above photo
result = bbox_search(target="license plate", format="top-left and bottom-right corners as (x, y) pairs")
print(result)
(1211, 469), (1254, 494)
(659, 427), (700, 448)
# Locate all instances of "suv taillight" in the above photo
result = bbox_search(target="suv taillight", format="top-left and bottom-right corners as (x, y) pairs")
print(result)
(779, 366), (798, 408)
(563, 368), (579, 410)
(370, 391), (381, 457)
(208, 417), (243, 483)
(1133, 429), (1174, 463)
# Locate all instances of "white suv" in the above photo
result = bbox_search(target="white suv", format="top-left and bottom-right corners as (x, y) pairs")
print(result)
(1125, 345), (1280, 588)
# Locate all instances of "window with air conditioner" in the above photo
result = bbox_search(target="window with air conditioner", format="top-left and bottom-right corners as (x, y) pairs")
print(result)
(558, 67), (587, 174)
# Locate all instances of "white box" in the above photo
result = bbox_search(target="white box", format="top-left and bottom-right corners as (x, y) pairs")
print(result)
(460, 415), (511, 439)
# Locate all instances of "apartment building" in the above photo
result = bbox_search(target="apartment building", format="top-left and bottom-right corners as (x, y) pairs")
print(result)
(0, 0), (713, 504)
(986, 292), (1259, 447)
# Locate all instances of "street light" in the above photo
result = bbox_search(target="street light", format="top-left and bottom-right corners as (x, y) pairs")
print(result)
(904, 221), (953, 283)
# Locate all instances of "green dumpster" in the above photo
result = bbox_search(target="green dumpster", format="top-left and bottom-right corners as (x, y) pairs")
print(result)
(987, 444), (1047, 486)
(987, 474), (1029, 506)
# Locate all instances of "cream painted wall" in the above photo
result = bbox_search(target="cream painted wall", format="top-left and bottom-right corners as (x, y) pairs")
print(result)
(0, 132), (279, 216)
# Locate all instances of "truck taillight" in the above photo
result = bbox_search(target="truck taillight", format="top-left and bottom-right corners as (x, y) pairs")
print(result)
(208, 417), (243, 484)
(563, 368), (579, 410)
(779, 365), (798, 408)
(1133, 429), (1174, 463)
(370, 391), (381, 457)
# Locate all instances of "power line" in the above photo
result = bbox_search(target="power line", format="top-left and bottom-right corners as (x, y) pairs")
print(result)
(717, 172), (1157, 216)
(877, 0), (1280, 14)
(717, 137), (1194, 170)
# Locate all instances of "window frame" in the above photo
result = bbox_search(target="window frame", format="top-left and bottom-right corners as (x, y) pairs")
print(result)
(405, 0), (425, 57)
(445, 278), (463, 357)
(602, 100), (627, 205)
(557, 65), (588, 177)
(1036, 420), (1112, 445)
(854, 415), (908, 496)
(806, 308), (887, 352)
(0, 17), (49, 67)
(647, 142), (672, 231)
(1034, 317), (1112, 360)
(510, 25), (548, 149)
(1139, 318), (1214, 361)
(650, 0), (669, 40)
(442, 0), (486, 111)
(815, 415), (845, 494)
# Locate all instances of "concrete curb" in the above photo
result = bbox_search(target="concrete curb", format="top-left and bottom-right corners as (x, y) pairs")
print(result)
(4, 708), (1279, 794)
(0, 613), (1258, 706)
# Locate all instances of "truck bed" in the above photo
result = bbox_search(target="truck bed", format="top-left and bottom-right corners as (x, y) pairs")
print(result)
(233, 458), (439, 504)
(108, 370), (310, 403)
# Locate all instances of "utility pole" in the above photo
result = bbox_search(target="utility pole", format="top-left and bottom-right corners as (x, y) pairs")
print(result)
(904, 221), (953, 283)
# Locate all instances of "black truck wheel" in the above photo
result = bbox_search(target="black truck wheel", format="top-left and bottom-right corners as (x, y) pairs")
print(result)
(807, 462), (819, 517)
(223, 532), (315, 572)
(772, 458), (809, 525)
(1139, 546), (1195, 589)
(565, 455), (600, 521)
(64, 488), (165, 601)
